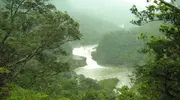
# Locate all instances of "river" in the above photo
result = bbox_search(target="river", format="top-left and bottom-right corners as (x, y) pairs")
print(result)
(73, 45), (132, 88)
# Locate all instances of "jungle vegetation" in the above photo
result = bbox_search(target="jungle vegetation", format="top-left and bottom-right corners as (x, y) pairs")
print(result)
(0, 0), (180, 100)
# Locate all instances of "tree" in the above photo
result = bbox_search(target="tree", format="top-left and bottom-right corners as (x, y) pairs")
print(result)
(130, 0), (180, 99)
(118, 86), (140, 100)
(93, 30), (145, 66)
(0, 0), (81, 98)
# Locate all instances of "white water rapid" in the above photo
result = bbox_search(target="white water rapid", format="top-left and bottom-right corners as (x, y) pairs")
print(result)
(73, 45), (132, 88)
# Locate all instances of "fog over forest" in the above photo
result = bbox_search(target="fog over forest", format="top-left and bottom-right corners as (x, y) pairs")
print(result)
(51, 0), (149, 28)
(0, 0), (180, 100)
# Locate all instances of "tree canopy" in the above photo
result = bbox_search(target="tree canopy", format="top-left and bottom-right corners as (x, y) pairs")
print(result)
(0, 0), (81, 99)
(129, 0), (180, 99)
(1, 0), (180, 100)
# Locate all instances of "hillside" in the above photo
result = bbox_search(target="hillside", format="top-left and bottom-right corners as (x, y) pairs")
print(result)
(68, 12), (120, 44)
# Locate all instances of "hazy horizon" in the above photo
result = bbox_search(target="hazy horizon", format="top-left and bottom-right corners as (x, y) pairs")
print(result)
(51, 0), (150, 28)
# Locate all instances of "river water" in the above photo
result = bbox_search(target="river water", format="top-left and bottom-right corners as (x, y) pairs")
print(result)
(73, 45), (132, 88)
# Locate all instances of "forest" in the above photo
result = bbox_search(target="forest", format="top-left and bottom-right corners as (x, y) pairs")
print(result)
(0, 0), (180, 100)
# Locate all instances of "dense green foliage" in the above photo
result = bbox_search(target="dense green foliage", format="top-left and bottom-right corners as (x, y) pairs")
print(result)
(92, 0), (180, 100)
(0, 0), (121, 100)
(118, 0), (180, 100)
(92, 20), (163, 66)
(1, 0), (180, 100)
(8, 72), (119, 100)
(0, 0), (81, 99)
(92, 17), (166, 66)
(92, 30), (145, 66)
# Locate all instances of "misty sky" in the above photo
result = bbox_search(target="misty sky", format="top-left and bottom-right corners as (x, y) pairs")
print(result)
(51, 0), (172, 28)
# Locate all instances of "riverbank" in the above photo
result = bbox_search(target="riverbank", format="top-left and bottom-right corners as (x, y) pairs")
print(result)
(72, 45), (133, 88)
